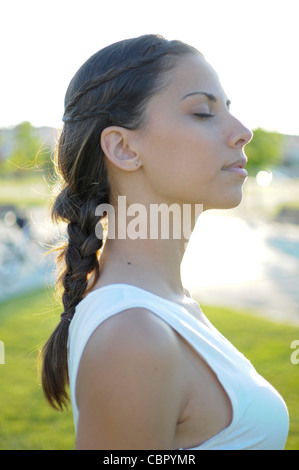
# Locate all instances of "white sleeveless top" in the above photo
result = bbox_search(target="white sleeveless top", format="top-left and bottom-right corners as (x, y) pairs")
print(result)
(67, 283), (289, 450)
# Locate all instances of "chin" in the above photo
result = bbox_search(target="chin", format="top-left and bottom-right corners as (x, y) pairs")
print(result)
(203, 189), (243, 211)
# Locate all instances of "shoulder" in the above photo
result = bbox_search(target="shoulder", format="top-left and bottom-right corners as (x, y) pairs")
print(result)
(94, 306), (180, 351)
(75, 307), (185, 449)
(77, 307), (182, 387)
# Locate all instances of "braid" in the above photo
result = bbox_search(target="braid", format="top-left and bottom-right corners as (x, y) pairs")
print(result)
(64, 49), (172, 113)
(62, 103), (111, 123)
(62, 44), (187, 124)
(41, 190), (108, 409)
(61, 199), (104, 320)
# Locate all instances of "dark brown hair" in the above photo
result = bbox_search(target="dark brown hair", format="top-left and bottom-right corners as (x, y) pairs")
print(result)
(41, 34), (198, 410)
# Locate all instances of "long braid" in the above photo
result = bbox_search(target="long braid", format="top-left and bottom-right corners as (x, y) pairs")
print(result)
(41, 190), (108, 409)
(61, 198), (105, 321)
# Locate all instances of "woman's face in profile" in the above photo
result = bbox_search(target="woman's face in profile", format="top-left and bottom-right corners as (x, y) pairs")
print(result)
(133, 53), (253, 210)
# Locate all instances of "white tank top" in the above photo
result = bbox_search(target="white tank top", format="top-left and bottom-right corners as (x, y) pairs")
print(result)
(67, 284), (289, 450)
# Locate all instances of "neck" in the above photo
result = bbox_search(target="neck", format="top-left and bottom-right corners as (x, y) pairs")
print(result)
(100, 237), (185, 297)
(95, 194), (203, 300)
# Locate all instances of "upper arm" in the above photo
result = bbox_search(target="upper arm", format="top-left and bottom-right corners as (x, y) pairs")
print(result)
(75, 308), (184, 450)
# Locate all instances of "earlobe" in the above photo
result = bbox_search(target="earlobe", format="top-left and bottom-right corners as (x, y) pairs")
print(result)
(101, 126), (142, 171)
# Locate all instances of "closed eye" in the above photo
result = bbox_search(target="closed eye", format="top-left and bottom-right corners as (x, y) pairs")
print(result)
(193, 113), (214, 119)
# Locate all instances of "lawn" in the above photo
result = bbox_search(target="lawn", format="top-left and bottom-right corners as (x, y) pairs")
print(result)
(0, 175), (52, 209)
(0, 287), (298, 450)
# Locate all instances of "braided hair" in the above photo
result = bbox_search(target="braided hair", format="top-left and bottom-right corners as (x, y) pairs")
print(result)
(41, 34), (198, 410)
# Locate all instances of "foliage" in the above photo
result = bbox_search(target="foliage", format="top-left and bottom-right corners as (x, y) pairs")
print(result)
(0, 122), (54, 177)
(245, 128), (285, 175)
(0, 287), (297, 449)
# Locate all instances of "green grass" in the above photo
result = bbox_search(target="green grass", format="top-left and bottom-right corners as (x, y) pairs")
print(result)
(0, 287), (298, 449)
(201, 304), (299, 450)
(0, 287), (75, 450)
(0, 174), (52, 209)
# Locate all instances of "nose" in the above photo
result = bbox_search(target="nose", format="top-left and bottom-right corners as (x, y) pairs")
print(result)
(228, 117), (253, 149)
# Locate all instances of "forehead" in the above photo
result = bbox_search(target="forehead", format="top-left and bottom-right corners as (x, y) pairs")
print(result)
(158, 53), (224, 103)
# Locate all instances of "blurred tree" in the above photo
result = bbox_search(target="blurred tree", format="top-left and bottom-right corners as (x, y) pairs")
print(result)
(1, 121), (54, 177)
(245, 128), (285, 175)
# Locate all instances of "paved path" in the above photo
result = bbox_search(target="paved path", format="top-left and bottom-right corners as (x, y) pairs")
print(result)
(182, 211), (299, 326)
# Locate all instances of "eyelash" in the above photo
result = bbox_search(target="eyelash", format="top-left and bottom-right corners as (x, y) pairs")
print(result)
(193, 113), (214, 119)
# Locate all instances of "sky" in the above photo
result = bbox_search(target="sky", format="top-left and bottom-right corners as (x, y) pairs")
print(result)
(1, 0), (299, 135)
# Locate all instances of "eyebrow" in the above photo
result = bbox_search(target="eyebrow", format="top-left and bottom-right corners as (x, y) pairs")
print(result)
(182, 91), (231, 108)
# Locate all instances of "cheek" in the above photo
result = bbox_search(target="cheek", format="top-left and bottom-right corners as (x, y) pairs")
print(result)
(146, 122), (215, 170)
(139, 126), (182, 182)
(141, 129), (220, 201)
(164, 132), (220, 185)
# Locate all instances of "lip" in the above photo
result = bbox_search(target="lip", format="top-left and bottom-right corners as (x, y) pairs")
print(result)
(222, 157), (248, 177)
(222, 167), (248, 177)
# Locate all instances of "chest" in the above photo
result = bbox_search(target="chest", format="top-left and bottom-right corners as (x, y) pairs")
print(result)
(173, 300), (288, 450)
(173, 300), (233, 449)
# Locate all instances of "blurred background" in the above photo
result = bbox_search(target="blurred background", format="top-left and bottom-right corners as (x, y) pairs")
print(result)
(0, 0), (298, 450)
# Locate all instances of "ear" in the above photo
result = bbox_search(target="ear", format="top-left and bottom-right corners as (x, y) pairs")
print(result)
(101, 126), (142, 171)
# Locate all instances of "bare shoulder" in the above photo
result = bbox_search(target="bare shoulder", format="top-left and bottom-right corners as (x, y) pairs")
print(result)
(80, 307), (181, 366)
(75, 307), (184, 449)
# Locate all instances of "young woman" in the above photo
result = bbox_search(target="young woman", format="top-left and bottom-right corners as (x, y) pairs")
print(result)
(41, 34), (289, 450)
